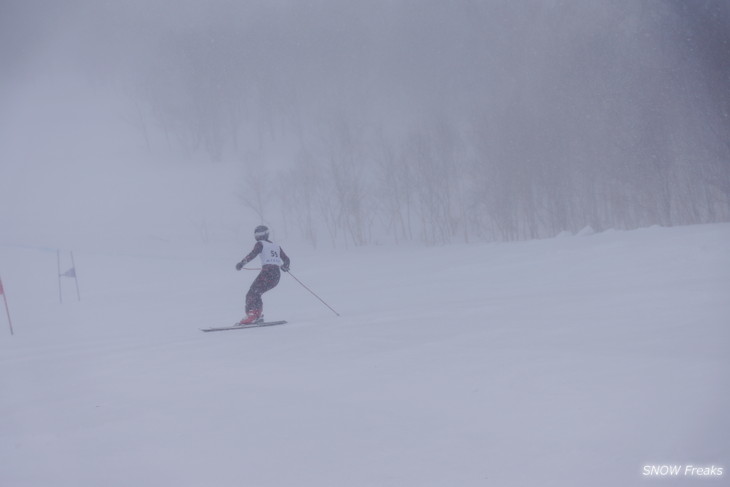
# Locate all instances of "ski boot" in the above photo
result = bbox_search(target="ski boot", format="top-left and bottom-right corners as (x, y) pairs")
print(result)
(238, 309), (263, 325)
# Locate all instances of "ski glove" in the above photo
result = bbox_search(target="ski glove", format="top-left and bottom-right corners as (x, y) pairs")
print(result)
(236, 261), (245, 271)
(281, 263), (290, 272)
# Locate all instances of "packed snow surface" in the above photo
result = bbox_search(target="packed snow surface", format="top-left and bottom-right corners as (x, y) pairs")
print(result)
(1, 224), (728, 486)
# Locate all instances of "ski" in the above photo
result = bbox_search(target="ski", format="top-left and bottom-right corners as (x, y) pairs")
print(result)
(201, 320), (288, 332)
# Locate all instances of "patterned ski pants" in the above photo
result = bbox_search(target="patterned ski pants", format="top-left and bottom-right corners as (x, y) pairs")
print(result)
(245, 265), (281, 314)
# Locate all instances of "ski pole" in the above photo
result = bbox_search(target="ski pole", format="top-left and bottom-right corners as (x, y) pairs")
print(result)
(287, 271), (340, 317)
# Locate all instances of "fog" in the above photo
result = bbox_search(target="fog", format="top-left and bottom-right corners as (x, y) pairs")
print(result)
(2, 0), (729, 248)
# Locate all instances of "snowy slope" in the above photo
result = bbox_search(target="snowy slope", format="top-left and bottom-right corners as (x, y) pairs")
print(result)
(1, 224), (728, 486)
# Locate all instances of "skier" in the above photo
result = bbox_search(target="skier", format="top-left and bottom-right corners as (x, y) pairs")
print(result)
(235, 225), (290, 324)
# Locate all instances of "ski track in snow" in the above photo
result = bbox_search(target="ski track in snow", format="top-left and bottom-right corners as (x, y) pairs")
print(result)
(1, 224), (729, 486)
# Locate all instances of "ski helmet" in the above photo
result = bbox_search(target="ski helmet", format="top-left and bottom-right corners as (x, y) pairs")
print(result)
(254, 225), (269, 241)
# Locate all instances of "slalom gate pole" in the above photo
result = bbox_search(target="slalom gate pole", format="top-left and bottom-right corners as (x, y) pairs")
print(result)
(0, 276), (13, 336)
(57, 249), (63, 304)
(71, 251), (81, 301)
(287, 271), (340, 317)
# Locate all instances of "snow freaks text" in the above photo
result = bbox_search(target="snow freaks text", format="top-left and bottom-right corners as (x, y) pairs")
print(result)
(642, 465), (724, 478)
